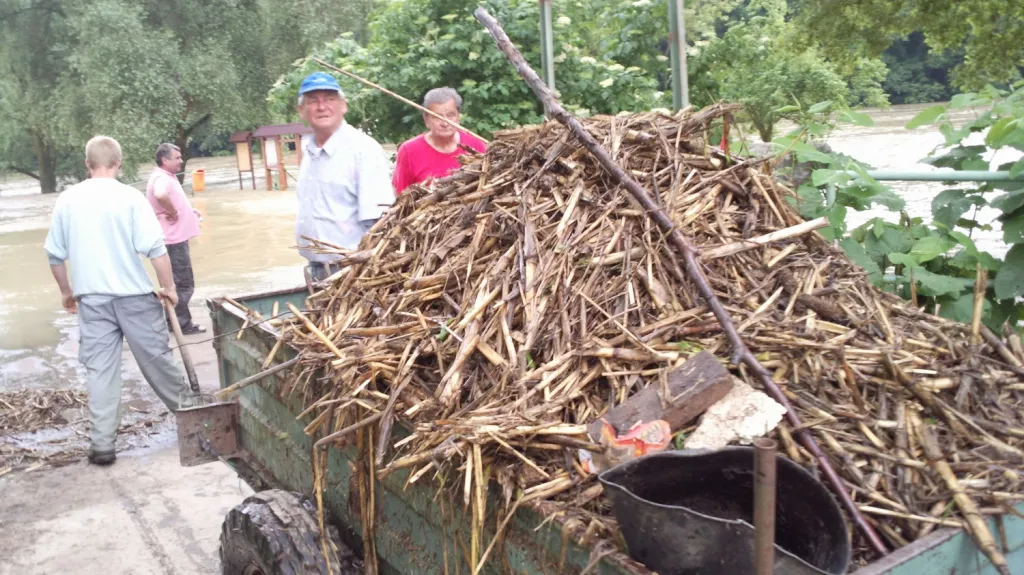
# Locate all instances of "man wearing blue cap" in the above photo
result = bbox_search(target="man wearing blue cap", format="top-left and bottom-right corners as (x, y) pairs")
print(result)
(295, 71), (395, 282)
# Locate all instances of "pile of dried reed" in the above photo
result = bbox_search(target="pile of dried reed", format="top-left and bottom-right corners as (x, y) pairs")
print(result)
(273, 106), (1024, 571)
(0, 389), (87, 433)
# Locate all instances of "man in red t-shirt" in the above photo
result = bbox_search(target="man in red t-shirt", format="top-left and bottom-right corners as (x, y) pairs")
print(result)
(392, 87), (487, 194)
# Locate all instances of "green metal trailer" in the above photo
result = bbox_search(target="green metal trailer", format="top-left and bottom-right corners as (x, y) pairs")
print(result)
(204, 286), (1024, 575)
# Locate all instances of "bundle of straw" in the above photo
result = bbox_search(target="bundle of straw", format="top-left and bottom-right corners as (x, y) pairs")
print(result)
(275, 107), (1022, 571)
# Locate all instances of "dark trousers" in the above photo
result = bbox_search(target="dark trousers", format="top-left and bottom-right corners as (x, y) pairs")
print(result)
(166, 240), (195, 328)
(306, 261), (343, 283)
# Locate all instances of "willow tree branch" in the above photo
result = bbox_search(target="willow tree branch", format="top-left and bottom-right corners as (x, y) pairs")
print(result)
(473, 6), (888, 557)
(6, 165), (40, 180)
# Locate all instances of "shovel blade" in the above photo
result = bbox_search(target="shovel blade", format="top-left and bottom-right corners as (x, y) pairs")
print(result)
(176, 398), (240, 466)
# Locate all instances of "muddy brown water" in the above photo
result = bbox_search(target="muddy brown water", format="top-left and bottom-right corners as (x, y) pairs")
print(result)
(0, 162), (305, 396)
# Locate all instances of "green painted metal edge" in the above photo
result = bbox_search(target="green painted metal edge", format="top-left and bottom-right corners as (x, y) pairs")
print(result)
(850, 511), (1024, 574)
(210, 288), (1024, 575)
(210, 289), (649, 575)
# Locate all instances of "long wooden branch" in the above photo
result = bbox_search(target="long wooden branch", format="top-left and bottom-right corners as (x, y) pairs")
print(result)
(312, 58), (490, 145)
(473, 7), (888, 556)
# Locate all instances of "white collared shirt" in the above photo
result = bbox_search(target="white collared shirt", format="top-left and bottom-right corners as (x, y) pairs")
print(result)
(295, 122), (395, 262)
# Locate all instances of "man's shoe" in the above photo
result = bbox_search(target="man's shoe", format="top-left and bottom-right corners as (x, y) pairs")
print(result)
(88, 449), (116, 466)
(181, 324), (207, 335)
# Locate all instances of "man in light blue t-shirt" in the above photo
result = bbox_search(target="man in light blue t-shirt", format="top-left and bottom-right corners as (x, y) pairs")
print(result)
(44, 135), (192, 466)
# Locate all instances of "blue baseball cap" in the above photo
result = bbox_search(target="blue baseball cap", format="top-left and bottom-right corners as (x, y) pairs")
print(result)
(299, 72), (344, 97)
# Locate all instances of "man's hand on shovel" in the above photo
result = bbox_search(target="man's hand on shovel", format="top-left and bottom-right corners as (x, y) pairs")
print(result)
(158, 287), (178, 308)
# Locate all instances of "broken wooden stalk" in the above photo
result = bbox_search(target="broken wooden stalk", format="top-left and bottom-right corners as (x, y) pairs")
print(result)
(472, 6), (888, 556)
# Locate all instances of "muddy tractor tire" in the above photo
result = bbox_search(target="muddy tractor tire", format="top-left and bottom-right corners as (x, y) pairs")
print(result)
(220, 489), (362, 575)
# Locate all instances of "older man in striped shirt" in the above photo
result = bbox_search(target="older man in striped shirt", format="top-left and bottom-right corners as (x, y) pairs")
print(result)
(294, 72), (395, 283)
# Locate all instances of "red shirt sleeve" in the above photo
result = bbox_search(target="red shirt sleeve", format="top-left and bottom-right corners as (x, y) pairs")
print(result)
(464, 133), (487, 154)
(392, 141), (412, 195)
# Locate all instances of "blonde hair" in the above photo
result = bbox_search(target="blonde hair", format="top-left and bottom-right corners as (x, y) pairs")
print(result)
(85, 136), (123, 169)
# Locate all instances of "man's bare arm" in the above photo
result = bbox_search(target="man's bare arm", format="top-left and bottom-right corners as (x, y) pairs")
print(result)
(49, 263), (77, 313)
(153, 185), (178, 220)
(151, 254), (178, 306)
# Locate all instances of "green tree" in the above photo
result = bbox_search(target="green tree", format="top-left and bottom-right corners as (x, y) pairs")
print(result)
(882, 33), (962, 105)
(262, 0), (380, 73)
(61, 0), (272, 180)
(0, 0), (74, 193)
(2, 0), (327, 190)
(269, 0), (665, 144)
(792, 0), (1024, 89)
(573, 0), (743, 88)
(694, 0), (857, 141)
(786, 84), (1024, 330)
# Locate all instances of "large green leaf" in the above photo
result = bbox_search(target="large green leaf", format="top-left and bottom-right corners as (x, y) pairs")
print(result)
(908, 236), (956, 263)
(1003, 213), (1024, 244)
(912, 267), (971, 296)
(823, 204), (847, 239)
(932, 189), (986, 228)
(811, 169), (850, 187)
(792, 183), (826, 220)
(993, 190), (1024, 215)
(789, 141), (835, 164)
(906, 104), (946, 129)
(986, 117), (1020, 147)
(839, 110), (874, 127)
(887, 252), (918, 268)
(1010, 158), (1024, 178)
(993, 244), (1024, 300)
(937, 292), (988, 324)
(922, 145), (989, 170)
(950, 93), (989, 109)
(839, 237), (882, 284)
(807, 100), (833, 114)
(948, 231), (1002, 270)
(864, 227), (915, 260)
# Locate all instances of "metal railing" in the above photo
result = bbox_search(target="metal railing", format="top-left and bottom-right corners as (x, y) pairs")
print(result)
(825, 169), (1024, 206)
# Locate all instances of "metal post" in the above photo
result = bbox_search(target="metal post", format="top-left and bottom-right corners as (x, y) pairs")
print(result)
(754, 438), (778, 575)
(539, 0), (555, 92)
(668, 0), (689, 111)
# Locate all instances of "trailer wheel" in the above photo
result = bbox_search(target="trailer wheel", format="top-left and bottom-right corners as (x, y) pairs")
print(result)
(220, 489), (362, 575)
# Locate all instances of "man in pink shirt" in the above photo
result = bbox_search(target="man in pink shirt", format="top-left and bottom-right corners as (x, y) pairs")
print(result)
(392, 87), (487, 194)
(146, 143), (204, 334)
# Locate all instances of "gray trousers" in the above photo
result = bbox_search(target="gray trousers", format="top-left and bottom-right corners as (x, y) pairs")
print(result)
(78, 293), (190, 452)
(166, 240), (195, 328)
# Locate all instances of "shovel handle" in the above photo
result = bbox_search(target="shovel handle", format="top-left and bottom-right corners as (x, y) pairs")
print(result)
(214, 356), (300, 399)
(164, 298), (200, 393)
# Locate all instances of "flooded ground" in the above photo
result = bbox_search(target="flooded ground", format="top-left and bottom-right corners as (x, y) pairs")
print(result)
(0, 103), (1018, 456)
(825, 103), (1020, 258)
(0, 157), (306, 465)
(0, 159), (304, 392)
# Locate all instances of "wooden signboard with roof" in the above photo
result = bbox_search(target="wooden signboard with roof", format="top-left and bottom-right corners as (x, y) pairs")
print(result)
(250, 123), (312, 191)
(228, 131), (256, 190)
